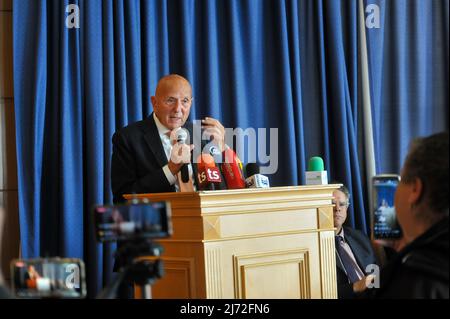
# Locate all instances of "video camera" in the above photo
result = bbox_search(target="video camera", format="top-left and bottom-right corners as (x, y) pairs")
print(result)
(10, 258), (86, 299)
(93, 201), (173, 242)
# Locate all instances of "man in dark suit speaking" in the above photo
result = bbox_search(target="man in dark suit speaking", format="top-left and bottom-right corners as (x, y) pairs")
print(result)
(333, 184), (378, 298)
(111, 74), (226, 203)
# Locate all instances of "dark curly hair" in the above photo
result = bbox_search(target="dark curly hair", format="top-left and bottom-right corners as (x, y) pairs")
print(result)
(402, 132), (449, 216)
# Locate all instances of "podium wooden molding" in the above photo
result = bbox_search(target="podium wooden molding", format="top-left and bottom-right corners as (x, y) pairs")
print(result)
(125, 185), (339, 299)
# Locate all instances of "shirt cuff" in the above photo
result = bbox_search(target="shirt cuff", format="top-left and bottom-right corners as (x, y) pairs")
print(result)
(162, 164), (177, 185)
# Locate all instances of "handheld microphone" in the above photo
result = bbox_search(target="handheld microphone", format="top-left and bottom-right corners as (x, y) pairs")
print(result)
(305, 156), (328, 185)
(245, 163), (270, 188)
(196, 154), (224, 190)
(176, 128), (190, 183)
(221, 149), (246, 189)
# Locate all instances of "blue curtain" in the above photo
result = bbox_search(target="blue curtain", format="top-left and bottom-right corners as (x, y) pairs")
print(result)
(13, 0), (384, 296)
(365, 0), (449, 173)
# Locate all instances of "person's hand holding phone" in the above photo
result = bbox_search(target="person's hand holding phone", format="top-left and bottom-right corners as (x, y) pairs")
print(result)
(373, 237), (409, 252)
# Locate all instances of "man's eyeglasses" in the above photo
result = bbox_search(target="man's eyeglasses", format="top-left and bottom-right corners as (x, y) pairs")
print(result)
(162, 97), (192, 107)
(332, 200), (349, 208)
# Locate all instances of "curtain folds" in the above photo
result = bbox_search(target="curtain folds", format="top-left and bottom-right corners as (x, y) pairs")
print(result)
(13, 0), (447, 296)
(364, 0), (449, 173)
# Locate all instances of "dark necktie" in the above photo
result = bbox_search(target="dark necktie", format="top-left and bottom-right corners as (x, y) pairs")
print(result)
(335, 236), (361, 283)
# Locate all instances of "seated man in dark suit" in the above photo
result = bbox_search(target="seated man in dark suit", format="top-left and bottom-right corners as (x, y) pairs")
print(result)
(111, 74), (226, 203)
(333, 184), (378, 298)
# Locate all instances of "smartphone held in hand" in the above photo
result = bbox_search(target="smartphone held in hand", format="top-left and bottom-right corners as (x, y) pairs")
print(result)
(371, 174), (402, 239)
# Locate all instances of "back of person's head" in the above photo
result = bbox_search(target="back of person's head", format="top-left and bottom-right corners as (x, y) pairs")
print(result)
(402, 132), (449, 218)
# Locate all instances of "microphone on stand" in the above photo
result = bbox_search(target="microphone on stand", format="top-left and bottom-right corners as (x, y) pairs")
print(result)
(305, 156), (328, 185)
(245, 163), (270, 188)
(196, 154), (224, 191)
(208, 146), (228, 190)
(207, 144), (223, 164)
(221, 148), (246, 189)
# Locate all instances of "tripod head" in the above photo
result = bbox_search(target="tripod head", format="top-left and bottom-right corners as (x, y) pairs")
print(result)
(116, 239), (164, 287)
(97, 239), (165, 299)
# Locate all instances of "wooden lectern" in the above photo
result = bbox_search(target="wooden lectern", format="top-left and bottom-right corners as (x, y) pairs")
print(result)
(124, 185), (339, 299)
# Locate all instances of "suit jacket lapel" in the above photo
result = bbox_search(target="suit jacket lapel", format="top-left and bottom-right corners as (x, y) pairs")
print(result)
(142, 114), (168, 168)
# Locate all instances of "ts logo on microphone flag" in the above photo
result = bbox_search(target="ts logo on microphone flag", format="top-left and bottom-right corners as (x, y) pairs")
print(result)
(198, 167), (222, 185)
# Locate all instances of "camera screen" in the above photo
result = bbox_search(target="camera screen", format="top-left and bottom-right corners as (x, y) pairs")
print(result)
(372, 176), (402, 239)
(94, 202), (172, 242)
(11, 258), (86, 299)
